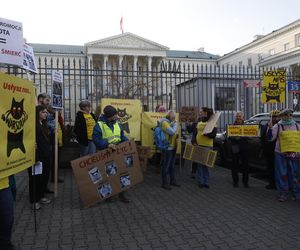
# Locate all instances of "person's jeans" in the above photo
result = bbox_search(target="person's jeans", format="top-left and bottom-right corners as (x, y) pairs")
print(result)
(161, 149), (176, 185)
(275, 152), (300, 198)
(80, 141), (97, 156)
(197, 164), (210, 185)
(0, 187), (14, 249)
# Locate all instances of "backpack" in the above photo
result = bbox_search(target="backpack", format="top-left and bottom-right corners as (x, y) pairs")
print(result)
(153, 126), (169, 151)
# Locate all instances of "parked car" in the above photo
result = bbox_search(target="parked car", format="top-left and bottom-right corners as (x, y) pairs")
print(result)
(213, 112), (300, 170)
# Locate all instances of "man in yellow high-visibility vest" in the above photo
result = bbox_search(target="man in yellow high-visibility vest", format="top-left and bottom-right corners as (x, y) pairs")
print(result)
(0, 177), (16, 250)
(92, 105), (130, 203)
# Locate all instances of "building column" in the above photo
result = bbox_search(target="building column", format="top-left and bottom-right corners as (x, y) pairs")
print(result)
(133, 56), (138, 72)
(118, 55), (124, 69)
(148, 56), (152, 71)
(87, 55), (93, 101)
(103, 55), (109, 95)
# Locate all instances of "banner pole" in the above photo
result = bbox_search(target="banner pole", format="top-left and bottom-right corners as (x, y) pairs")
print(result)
(54, 110), (58, 197)
(32, 164), (37, 233)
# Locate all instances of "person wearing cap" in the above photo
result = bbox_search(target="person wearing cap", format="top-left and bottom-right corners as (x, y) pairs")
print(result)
(92, 105), (130, 203)
(267, 108), (300, 202)
(74, 100), (97, 156)
(261, 110), (280, 189)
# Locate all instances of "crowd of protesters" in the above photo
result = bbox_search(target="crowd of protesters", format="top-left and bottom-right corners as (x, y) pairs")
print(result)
(1, 94), (300, 250)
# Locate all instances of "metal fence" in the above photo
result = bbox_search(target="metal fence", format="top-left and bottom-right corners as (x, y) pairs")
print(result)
(176, 65), (300, 131)
(2, 59), (300, 129)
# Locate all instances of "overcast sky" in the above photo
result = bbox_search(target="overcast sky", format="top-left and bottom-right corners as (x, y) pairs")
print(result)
(2, 0), (300, 56)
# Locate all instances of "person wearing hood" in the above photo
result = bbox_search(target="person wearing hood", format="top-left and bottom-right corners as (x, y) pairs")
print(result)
(74, 100), (97, 156)
(267, 108), (300, 202)
(92, 105), (129, 203)
(159, 110), (180, 190)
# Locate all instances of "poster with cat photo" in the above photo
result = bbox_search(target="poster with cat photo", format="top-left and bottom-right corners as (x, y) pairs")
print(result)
(0, 72), (36, 178)
(100, 98), (142, 140)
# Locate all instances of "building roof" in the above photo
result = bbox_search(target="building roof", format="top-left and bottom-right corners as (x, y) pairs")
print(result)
(29, 43), (85, 55)
(167, 50), (220, 60)
(220, 19), (300, 59)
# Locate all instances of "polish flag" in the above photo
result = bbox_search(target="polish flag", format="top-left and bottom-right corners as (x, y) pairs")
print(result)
(120, 17), (124, 34)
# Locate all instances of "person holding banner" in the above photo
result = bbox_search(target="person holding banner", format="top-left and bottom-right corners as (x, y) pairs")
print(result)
(92, 105), (130, 203)
(74, 100), (97, 156)
(228, 112), (250, 188)
(0, 177), (18, 250)
(267, 108), (300, 202)
(159, 110), (180, 190)
(192, 107), (217, 188)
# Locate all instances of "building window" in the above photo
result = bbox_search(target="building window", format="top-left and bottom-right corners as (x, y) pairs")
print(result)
(247, 58), (252, 67)
(269, 49), (275, 56)
(215, 86), (236, 111)
(297, 35), (300, 46)
(238, 61), (243, 67)
(284, 43), (290, 51)
(64, 65), (70, 75)
(258, 54), (263, 62)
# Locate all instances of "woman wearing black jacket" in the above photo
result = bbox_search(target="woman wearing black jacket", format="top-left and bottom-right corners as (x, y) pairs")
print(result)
(28, 105), (51, 210)
(74, 100), (97, 156)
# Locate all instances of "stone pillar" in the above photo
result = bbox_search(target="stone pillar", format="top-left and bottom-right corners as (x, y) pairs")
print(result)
(118, 55), (124, 69)
(133, 56), (138, 72)
(147, 56), (152, 71)
(103, 55), (109, 95)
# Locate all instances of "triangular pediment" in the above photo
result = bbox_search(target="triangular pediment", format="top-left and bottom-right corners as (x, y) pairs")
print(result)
(85, 32), (169, 51)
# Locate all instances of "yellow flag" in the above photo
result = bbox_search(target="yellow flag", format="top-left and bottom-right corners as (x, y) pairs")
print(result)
(0, 73), (36, 178)
(262, 70), (286, 103)
(100, 98), (142, 140)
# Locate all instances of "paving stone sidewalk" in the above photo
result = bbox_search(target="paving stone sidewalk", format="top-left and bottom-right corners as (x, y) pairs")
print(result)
(11, 164), (300, 250)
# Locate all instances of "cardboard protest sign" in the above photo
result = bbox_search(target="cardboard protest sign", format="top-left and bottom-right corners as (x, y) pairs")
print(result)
(262, 70), (286, 103)
(202, 111), (221, 135)
(101, 98), (142, 141)
(71, 140), (143, 208)
(0, 17), (23, 66)
(0, 72), (35, 178)
(137, 145), (151, 172)
(179, 106), (199, 123)
(183, 143), (217, 168)
(52, 71), (63, 109)
(279, 131), (300, 153)
(227, 125), (260, 137)
(23, 43), (38, 73)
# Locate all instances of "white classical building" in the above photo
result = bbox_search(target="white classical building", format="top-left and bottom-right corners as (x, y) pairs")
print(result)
(218, 19), (300, 72)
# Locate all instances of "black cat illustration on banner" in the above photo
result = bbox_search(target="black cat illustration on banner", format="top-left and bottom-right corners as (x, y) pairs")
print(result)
(1, 98), (28, 157)
(262, 82), (285, 103)
(117, 108), (132, 134)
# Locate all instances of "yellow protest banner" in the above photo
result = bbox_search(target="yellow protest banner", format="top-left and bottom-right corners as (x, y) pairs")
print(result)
(262, 70), (286, 103)
(101, 98), (142, 141)
(279, 131), (300, 153)
(141, 112), (181, 155)
(227, 125), (259, 137)
(0, 72), (36, 178)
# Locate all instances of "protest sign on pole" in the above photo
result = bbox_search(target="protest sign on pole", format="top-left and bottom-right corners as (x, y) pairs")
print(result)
(262, 70), (286, 103)
(179, 106), (199, 123)
(0, 17), (23, 66)
(0, 72), (35, 178)
(23, 43), (38, 74)
(71, 140), (143, 208)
